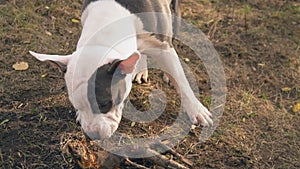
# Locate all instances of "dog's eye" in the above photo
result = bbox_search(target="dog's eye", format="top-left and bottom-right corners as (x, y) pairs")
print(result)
(98, 100), (112, 113)
(100, 100), (111, 107)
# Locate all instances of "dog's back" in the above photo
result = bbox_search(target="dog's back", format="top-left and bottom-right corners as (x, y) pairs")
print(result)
(82, 0), (180, 43)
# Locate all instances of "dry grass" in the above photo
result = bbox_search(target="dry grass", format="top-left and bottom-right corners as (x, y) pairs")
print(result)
(0, 0), (299, 168)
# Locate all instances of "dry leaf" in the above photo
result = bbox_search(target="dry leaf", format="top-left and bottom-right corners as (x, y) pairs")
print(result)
(184, 58), (190, 62)
(41, 74), (47, 78)
(45, 30), (52, 36)
(72, 18), (80, 23)
(281, 87), (292, 92)
(131, 122), (136, 127)
(12, 62), (29, 71)
(292, 103), (300, 113)
(242, 117), (246, 123)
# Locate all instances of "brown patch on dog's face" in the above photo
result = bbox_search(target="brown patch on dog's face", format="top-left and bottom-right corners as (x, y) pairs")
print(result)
(87, 60), (127, 114)
(87, 53), (140, 114)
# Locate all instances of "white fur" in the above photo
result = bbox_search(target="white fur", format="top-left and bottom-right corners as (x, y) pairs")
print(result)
(78, 1), (138, 56)
(30, 0), (213, 139)
(65, 46), (137, 139)
(141, 47), (213, 126)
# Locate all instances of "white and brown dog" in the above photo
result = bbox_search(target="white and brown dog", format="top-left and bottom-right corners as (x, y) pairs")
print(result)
(29, 0), (212, 140)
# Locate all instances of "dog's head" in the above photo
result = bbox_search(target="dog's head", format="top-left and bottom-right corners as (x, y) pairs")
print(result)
(29, 48), (140, 139)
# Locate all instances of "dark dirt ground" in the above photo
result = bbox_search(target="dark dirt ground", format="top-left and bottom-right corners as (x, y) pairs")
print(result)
(0, 0), (299, 168)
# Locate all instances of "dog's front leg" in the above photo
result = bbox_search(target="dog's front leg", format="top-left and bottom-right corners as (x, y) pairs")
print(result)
(133, 54), (148, 84)
(142, 44), (213, 126)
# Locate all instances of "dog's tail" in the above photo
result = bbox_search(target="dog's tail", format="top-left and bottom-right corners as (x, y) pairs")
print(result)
(171, 0), (181, 38)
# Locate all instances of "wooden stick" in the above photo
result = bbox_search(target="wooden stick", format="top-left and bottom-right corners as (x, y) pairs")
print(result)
(146, 148), (189, 169)
(160, 144), (194, 167)
(65, 136), (193, 169)
(125, 158), (150, 169)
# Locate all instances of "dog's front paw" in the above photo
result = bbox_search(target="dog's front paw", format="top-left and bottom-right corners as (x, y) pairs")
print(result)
(184, 100), (213, 126)
(134, 70), (148, 84)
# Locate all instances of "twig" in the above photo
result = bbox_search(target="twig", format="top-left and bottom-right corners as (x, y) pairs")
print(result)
(125, 158), (150, 169)
(158, 143), (194, 167)
(146, 148), (189, 169)
(0, 149), (3, 164)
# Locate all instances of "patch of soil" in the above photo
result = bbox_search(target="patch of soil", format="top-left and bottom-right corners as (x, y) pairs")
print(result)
(1, 0), (299, 168)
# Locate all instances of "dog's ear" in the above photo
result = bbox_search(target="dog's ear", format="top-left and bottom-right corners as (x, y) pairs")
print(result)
(107, 59), (122, 74)
(119, 52), (140, 74)
(29, 51), (71, 73)
(48, 61), (68, 73)
(107, 52), (140, 74)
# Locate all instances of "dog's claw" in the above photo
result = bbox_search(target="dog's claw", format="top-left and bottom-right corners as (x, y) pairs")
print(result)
(185, 99), (213, 127)
(163, 73), (169, 84)
(134, 70), (148, 84)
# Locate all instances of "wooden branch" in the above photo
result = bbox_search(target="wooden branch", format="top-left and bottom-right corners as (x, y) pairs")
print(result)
(63, 136), (193, 169)
(157, 143), (194, 167)
(125, 158), (150, 169)
(146, 148), (189, 169)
